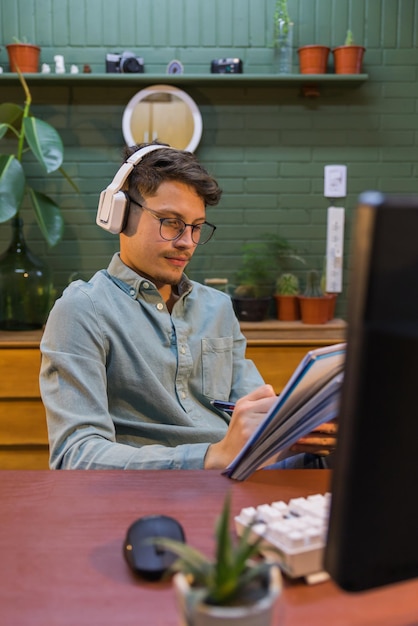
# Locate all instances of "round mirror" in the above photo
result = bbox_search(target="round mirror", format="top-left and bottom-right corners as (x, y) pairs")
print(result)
(122, 85), (203, 152)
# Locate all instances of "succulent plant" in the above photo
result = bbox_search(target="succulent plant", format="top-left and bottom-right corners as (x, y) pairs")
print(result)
(150, 492), (278, 607)
(275, 272), (299, 296)
(303, 269), (324, 298)
(344, 30), (354, 45)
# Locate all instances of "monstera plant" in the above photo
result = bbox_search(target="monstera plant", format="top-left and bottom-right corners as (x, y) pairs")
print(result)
(0, 69), (75, 246)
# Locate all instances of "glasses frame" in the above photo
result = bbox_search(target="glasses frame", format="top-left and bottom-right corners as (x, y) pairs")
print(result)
(128, 197), (216, 245)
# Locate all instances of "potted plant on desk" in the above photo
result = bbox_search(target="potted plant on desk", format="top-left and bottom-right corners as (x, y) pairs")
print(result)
(274, 272), (300, 321)
(298, 269), (330, 324)
(232, 233), (304, 323)
(152, 493), (282, 625)
(231, 241), (276, 322)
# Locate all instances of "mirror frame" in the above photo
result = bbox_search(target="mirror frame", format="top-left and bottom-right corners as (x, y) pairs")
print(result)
(122, 84), (203, 152)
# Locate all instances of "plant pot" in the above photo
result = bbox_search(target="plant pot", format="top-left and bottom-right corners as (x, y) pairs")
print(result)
(274, 295), (300, 321)
(325, 293), (338, 320)
(332, 45), (365, 74)
(0, 217), (54, 330)
(298, 295), (330, 324)
(297, 45), (330, 74)
(173, 566), (282, 626)
(231, 297), (271, 322)
(6, 43), (41, 73)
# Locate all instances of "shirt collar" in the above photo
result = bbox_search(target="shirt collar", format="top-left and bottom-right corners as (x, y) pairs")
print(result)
(107, 253), (193, 298)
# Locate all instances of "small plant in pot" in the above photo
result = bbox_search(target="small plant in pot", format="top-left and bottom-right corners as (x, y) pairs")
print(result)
(332, 30), (366, 74)
(152, 493), (282, 625)
(232, 233), (304, 323)
(6, 36), (41, 73)
(232, 241), (276, 322)
(272, 0), (293, 74)
(274, 272), (300, 321)
(298, 269), (330, 324)
(320, 259), (338, 321)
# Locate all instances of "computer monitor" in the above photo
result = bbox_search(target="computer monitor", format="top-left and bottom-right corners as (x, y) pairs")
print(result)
(324, 191), (418, 592)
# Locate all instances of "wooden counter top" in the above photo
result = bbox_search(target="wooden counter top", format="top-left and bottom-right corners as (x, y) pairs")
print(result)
(240, 319), (347, 344)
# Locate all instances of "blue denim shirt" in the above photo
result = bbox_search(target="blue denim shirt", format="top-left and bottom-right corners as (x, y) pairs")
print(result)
(40, 253), (264, 469)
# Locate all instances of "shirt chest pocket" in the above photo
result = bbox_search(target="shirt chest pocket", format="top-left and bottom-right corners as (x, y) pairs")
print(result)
(201, 336), (233, 399)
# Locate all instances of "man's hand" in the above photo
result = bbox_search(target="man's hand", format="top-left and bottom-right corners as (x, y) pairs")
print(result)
(204, 385), (277, 470)
(289, 419), (338, 456)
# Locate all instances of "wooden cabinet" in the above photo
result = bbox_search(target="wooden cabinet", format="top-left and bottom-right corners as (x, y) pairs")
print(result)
(0, 320), (346, 469)
(0, 330), (48, 469)
(241, 319), (347, 393)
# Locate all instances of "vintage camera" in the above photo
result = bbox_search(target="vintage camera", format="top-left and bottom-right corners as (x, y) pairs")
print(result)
(210, 58), (243, 74)
(106, 51), (144, 73)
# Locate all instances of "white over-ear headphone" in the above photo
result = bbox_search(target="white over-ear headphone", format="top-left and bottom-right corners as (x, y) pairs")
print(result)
(96, 144), (172, 234)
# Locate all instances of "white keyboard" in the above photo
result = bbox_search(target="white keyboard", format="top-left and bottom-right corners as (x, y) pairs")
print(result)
(235, 493), (331, 583)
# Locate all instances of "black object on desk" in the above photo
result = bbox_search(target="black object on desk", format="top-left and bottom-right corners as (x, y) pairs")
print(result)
(325, 192), (418, 591)
(124, 514), (185, 581)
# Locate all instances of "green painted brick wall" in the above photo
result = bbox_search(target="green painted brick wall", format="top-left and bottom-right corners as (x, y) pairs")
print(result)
(1, 0), (418, 319)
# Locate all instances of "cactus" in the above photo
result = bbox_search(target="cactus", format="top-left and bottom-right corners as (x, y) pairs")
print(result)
(344, 30), (354, 45)
(275, 273), (299, 296)
(303, 269), (324, 298)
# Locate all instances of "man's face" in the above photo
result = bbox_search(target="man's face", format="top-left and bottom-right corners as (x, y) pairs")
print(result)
(120, 180), (206, 293)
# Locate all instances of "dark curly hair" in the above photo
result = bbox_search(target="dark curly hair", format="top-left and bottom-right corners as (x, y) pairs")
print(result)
(122, 142), (222, 207)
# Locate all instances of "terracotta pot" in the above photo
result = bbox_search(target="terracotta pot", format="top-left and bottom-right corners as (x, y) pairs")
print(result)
(6, 43), (41, 73)
(297, 45), (330, 74)
(298, 296), (330, 324)
(332, 45), (365, 74)
(274, 295), (300, 321)
(325, 293), (338, 320)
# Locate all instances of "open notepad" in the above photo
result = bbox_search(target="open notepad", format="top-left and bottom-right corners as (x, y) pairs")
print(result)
(223, 343), (346, 481)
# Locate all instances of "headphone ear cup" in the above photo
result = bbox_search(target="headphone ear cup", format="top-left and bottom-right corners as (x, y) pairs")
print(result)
(97, 189), (129, 234)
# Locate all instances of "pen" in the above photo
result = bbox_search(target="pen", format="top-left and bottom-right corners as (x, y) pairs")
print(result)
(210, 400), (236, 416)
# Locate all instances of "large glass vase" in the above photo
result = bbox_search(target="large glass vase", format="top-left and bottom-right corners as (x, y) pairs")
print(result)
(0, 217), (54, 330)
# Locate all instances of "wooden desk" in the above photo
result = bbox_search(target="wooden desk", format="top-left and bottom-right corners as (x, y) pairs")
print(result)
(1, 469), (416, 626)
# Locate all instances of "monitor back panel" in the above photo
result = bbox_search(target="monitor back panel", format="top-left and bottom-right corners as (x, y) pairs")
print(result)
(324, 192), (418, 592)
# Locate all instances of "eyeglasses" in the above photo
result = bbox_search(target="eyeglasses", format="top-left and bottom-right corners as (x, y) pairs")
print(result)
(129, 198), (216, 245)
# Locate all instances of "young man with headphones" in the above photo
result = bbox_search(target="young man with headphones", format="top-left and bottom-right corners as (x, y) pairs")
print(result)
(40, 142), (334, 470)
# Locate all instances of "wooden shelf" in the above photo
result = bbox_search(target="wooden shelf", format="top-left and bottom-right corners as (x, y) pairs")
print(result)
(0, 72), (368, 95)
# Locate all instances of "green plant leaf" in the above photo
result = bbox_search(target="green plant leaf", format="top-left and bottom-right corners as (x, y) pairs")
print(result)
(0, 155), (25, 222)
(0, 123), (9, 140)
(28, 188), (64, 246)
(0, 103), (24, 127)
(23, 117), (64, 174)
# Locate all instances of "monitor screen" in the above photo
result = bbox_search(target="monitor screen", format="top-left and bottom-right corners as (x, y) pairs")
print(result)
(324, 191), (418, 592)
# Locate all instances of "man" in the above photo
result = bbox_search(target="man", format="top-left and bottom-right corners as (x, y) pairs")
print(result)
(40, 142), (333, 470)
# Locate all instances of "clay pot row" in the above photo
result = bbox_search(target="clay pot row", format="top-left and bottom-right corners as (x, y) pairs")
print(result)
(275, 293), (337, 324)
(298, 44), (365, 74)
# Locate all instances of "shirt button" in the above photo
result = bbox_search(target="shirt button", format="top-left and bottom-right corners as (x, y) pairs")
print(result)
(181, 391), (187, 399)
(180, 346), (186, 354)
(156, 303), (164, 311)
(143, 282), (150, 289)
(129, 288), (135, 297)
